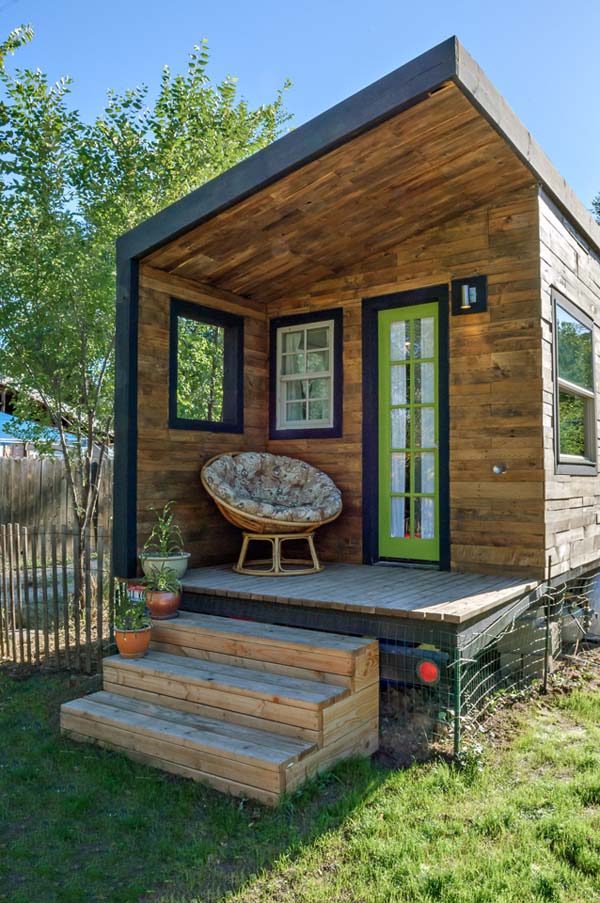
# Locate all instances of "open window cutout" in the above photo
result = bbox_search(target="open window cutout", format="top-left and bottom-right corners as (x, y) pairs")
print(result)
(169, 299), (243, 433)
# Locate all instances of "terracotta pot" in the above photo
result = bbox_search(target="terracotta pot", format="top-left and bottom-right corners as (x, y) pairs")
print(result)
(115, 626), (152, 658)
(146, 590), (182, 620)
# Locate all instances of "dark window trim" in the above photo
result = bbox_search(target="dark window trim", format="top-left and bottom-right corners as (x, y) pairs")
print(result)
(361, 284), (450, 570)
(269, 308), (343, 440)
(552, 288), (597, 476)
(168, 298), (244, 433)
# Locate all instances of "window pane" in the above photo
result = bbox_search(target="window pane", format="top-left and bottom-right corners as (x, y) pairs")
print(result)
(308, 399), (330, 421)
(282, 353), (305, 375)
(390, 321), (409, 361)
(283, 330), (304, 352)
(177, 317), (224, 421)
(286, 401), (307, 421)
(557, 304), (593, 391)
(391, 365), (408, 405)
(308, 378), (329, 399)
(307, 350), (329, 372)
(413, 317), (434, 359)
(391, 496), (410, 538)
(306, 327), (329, 350)
(391, 408), (409, 449)
(414, 453), (435, 494)
(414, 363), (435, 403)
(559, 390), (587, 457)
(285, 380), (306, 401)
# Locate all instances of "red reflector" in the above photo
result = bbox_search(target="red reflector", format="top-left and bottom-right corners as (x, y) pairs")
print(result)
(416, 659), (440, 685)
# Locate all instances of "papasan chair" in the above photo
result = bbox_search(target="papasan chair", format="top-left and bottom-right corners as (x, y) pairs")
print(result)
(200, 452), (342, 576)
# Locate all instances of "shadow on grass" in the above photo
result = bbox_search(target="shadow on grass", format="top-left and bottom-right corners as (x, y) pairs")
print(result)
(0, 667), (392, 903)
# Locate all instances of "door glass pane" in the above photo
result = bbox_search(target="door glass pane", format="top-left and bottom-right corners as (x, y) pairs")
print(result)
(391, 408), (409, 449)
(414, 497), (435, 540)
(391, 497), (410, 538)
(391, 365), (408, 405)
(390, 321), (409, 361)
(414, 363), (434, 403)
(414, 408), (435, 448)
(413, 317), (434, 359)
(414, 453), (435, 494)
(391, 453), (408, 493)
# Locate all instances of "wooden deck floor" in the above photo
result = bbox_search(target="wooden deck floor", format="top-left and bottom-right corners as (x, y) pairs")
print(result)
(182, 563), (540, 625)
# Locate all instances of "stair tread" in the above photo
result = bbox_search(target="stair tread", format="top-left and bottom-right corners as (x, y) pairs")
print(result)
(62, 691), (316, 766)
(104, 651), (348, 708)
(158, 612), (374, 655)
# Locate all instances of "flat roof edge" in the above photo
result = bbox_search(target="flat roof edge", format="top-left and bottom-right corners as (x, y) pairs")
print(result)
(117, 36), (459, 260)
(455, 41), (600, 255)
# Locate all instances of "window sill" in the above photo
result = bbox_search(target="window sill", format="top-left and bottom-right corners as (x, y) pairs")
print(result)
(555, 460), (598, 476)
(269, 425), (342, 441)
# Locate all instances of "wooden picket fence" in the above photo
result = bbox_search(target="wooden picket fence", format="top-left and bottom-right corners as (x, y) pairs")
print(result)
(0, 523), (114, 673)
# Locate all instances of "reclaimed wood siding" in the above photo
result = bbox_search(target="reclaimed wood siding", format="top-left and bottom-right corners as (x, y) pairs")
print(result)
(136, 266), (268, 566)
(540, 194), (600, 578)
(267, 185), (545, 576)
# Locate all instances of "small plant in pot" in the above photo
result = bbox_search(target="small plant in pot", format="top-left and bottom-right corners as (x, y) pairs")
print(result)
(140, 500), (190, 579)
(114, 581), (152, 659)
(144, 565), (182, 621)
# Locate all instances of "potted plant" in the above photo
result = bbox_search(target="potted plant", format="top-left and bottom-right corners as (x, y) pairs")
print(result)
(144, 565), (182, 620)
(114, 581), (152, 659)
(139, 500), (190, 579)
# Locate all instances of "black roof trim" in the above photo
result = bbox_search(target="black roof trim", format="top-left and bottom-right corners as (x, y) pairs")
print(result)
(117, 35), (600, 262)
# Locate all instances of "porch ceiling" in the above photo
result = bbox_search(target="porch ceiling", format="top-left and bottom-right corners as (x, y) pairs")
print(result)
(145, 83), (533, 303)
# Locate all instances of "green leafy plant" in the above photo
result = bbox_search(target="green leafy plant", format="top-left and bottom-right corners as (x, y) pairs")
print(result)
(114, 581), (150, 631)
(144, 565), (181, 594)
(142, 501), (185, 557)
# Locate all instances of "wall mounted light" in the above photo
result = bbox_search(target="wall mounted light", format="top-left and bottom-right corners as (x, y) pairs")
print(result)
(452, 275), (488, 316)
(492, 463), (508, 475)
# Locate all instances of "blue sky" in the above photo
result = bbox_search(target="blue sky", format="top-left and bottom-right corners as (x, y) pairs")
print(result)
(2, 0), (599, 208)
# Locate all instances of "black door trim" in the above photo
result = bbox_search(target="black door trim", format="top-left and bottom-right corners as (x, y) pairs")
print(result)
(361, 284), (450, 570)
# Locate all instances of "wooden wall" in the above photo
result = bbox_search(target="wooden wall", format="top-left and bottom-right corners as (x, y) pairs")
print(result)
(136, 186), (548, 577)
(136, 265), (268, 565)
(540, 194), (600, 578)
(266, 184), (545, 576)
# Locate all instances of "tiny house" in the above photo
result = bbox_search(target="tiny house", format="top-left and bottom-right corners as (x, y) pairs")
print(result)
(60, 37), (600, 796)
(114, 36), (600, 591)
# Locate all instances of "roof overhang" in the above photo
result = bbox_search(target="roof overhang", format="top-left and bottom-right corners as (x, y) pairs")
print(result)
(117, 35), (600, 264)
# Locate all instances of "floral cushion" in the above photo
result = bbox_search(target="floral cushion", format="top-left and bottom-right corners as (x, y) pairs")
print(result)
(203, 452), (342, 523)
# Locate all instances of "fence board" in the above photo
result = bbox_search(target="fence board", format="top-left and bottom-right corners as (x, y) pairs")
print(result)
(0, 457), (113, 535)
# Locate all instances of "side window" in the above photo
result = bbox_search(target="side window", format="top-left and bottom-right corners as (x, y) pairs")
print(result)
(269, 309), (343, 439)
(554, 290), (596, 473)
(169, 299), (243, 433)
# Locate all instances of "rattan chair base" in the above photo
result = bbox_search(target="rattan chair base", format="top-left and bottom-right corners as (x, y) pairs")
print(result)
(233, 531), (323, 577)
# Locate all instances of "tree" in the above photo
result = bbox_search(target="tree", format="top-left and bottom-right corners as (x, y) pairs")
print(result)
(593, 194), (600, 224)
(0, 25), (291, 574)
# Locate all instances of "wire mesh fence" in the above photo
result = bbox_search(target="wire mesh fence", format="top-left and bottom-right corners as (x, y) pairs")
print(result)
(0, 523), (114, 673)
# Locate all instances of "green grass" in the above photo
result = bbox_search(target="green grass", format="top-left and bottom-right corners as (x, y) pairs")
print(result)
(1, 671), (600, 903)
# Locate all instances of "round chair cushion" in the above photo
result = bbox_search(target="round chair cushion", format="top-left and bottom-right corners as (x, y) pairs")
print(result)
(202, 452), (342, 524)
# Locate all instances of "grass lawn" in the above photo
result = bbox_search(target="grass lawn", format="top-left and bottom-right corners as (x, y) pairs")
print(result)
(2, 665), (600, 903)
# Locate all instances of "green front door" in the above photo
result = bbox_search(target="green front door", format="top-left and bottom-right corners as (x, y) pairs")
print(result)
(378, 303), (439, 561)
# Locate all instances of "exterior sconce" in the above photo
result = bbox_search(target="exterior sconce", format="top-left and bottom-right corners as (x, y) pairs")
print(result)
(452, 275), (488, 316)
(492, 463), (507, 475)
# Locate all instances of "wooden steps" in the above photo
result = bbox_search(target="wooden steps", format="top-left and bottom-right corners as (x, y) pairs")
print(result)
(60, 613), (379, 804)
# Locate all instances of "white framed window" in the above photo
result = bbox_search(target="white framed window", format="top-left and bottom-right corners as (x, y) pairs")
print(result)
(276, 320), (334, 430)
(553, 290), (597, 475)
